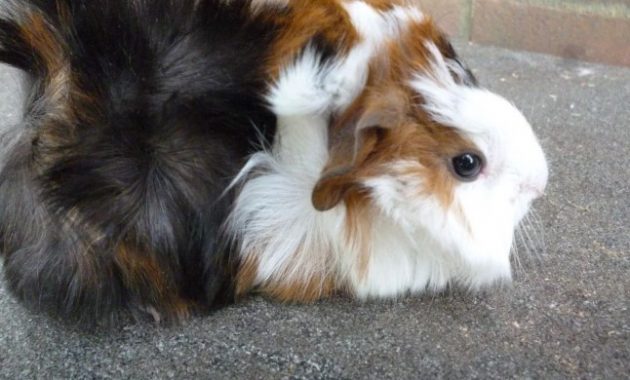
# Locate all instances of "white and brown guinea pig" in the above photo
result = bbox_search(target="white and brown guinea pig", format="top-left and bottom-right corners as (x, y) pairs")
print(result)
(228, 0), (549, 301)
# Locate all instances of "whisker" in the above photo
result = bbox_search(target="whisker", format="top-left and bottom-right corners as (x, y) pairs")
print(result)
(529, 213), (546, 257)
(511, 231), (525, 280)
(520, 216), (543, 265)
(520, 219), (535, 260)
(517, 227), (530, 278)
(528, 209), (547, 256)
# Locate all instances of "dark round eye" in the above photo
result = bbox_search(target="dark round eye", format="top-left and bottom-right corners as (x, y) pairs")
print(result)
(451, 153), (483, 181)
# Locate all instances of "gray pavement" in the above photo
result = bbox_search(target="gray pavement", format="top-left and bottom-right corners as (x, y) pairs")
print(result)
(0, 43), (628, 379)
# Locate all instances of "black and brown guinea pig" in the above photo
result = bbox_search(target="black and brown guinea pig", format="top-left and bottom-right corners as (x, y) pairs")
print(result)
(0, 0), (278, 323)
(0, 0), (548, 324)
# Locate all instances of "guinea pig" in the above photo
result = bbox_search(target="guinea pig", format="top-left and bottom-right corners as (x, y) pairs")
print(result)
(0, 0), (277, 323)
(227, 0), (549, 301)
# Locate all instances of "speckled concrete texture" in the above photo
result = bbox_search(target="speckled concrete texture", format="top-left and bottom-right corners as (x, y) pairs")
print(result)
(0, 43), (628, 379)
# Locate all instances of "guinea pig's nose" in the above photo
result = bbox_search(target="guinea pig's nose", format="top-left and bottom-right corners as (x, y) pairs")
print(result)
(526, 153), (549, 199)
(520, 176), (547, 199)
(524, 184), (544, 199)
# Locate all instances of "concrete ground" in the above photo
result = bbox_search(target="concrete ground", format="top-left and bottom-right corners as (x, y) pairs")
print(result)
(0, 43), (628, 379)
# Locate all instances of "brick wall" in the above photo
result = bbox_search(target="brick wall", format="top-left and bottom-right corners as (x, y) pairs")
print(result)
(417, 0), (630, 67)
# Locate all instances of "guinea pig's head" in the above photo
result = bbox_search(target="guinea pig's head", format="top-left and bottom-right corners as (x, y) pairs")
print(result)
(312, 23), (548, 289)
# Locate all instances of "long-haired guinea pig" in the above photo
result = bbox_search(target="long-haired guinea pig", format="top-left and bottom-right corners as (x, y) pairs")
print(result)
(0, 0), (277, 323)
(227, 0), (549, 301)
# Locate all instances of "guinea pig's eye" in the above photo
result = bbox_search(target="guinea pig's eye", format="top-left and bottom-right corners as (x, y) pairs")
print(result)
(451, 153), (483, 181)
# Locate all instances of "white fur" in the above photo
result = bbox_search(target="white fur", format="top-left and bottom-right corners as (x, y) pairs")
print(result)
(228, 2), (548, 298)
(363, 161), (513, 291)
(227, 115), (343, 287)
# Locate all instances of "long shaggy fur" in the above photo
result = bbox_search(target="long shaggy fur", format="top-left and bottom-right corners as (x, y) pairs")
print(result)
(0, 0), (277, 323)
(227, 0), (548, 301)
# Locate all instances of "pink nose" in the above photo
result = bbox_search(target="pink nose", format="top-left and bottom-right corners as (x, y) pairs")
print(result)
(524, 165), (548, 199)
(537, 171), (549, 197)
(520, 181), (546, 199)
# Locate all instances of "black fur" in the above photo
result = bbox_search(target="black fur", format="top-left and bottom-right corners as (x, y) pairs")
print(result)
(0, 0), (277, 324)
(439, 39), (478, 87)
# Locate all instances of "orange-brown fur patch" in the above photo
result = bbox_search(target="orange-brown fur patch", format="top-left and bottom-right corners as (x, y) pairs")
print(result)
(115, 243), (193, 320)
(236, 255), (335, 302)
(235, 256), (260, 297)
(344, 190), (375, 279)
(19, 6), (100, 168)
(263, 0), (360, 76)
(19, 11), (66, 81)
(260, 274), (335, 303)
(359, 0), (407, 11)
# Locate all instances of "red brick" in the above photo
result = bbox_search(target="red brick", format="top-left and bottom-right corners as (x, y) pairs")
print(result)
(471, 0), (630, 66)
(416, 0), (470, 38)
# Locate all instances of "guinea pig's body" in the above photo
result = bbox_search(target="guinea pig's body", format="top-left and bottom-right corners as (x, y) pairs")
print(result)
(0, 0), (277, 322)
(226, 0), (549, 301)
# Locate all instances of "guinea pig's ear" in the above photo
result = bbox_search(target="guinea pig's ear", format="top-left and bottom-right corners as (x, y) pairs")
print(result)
(312, 96), (402, 211)
(312, 165), (357, 212)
